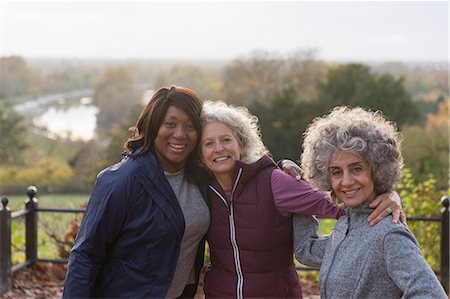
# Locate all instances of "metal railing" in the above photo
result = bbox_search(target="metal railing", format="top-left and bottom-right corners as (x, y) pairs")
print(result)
(0, 186), (85, 294)
(0, 186), (449, 295)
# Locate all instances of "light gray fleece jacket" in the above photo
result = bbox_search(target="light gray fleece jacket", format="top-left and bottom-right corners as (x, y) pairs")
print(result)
(293, 204), (447, 299)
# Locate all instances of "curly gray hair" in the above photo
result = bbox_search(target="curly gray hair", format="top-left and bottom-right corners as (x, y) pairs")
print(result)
(201, 100), (268, 163)
(301, 106), (403, 205)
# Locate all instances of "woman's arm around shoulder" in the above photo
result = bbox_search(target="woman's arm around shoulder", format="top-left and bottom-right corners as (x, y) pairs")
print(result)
(271, 169), (342, 218)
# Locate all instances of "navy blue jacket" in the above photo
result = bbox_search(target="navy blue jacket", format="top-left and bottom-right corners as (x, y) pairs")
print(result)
(62, 153), (208, 298)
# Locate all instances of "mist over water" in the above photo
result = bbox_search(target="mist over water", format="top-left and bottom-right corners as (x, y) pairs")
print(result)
(33, 104), (98, 141)
(14, 93), (99, 141)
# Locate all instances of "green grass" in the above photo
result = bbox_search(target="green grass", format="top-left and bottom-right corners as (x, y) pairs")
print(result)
(5, 194), (88, 264)
(317, 218), (336, 235)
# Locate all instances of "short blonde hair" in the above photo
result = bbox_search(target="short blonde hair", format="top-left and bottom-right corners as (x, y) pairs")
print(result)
(301, 106), (403, 204)
(201, 100), (268, 163)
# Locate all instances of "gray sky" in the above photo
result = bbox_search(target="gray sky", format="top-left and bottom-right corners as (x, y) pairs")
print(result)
(1, 1), (448, 62)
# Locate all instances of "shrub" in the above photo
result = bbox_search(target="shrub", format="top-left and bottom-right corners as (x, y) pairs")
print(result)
(397, 168), (445, 271)
(0, 157), (73, 194)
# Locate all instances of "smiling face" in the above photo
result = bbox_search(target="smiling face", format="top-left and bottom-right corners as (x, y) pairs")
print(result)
(329, 150), (375, 208)
(201, 121), (243, 186)
(154, 105), (198, 172)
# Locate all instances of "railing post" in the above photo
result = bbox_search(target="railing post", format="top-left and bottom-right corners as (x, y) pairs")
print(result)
(440, 195), (449, 294)
(0, 197), (12, 295)
(25, 186), (38, 266)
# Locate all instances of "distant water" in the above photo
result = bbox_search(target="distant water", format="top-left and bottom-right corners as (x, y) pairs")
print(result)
(14, 89), (92, 116)
(33, 103), (98, 141)
(14, 90), (98, 141)
(16, 87), (152, 142)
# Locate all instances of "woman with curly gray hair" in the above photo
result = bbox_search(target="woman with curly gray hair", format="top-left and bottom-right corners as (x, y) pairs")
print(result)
(201, 101), (403, 298)
(293, 106), (446, 298)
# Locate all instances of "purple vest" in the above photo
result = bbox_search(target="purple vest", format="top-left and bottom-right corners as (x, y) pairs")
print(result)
(204, 155), (302, 298)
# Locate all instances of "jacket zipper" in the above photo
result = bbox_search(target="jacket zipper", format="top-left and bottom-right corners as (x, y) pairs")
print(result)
(323, 216), (350, 298)
(208, 168), (244, 299)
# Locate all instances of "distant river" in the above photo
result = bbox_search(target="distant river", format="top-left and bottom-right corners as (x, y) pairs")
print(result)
(14, 90), (98, 141)
(14, 87), (153, 141)
(34, 100), (99, 141)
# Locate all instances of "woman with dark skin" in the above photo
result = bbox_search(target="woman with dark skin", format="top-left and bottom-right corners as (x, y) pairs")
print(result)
(63, 86), (210, 298)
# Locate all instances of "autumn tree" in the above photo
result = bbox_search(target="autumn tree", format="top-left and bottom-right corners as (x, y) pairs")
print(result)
(92, 67), (140, 139)
(402, 99), (449, 190)
(372, 62), (448, 103)
(154, 63), (223, 100)
(103, 103), (143, 166)
(0, 56), (38, 102)
(0, 156), (74, 194)
(250, 88), (316, 161)
(282, 49), (327, 103)
(221, 49), (326, 106)
(69, 141), (109, 191)
(313, 63), (422, 128)
(0, 104), (27, 165)
(36, 61), (103, 94)
(221, 50), (284, 105)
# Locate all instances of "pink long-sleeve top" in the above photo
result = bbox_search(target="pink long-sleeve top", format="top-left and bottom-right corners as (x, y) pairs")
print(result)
(271, 169), (343, 219)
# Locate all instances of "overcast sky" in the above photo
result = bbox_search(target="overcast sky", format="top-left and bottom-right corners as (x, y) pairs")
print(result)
(1, 1), (448, 62)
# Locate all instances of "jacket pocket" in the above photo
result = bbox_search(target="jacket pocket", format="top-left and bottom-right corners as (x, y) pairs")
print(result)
(109, 246), (162, 276)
